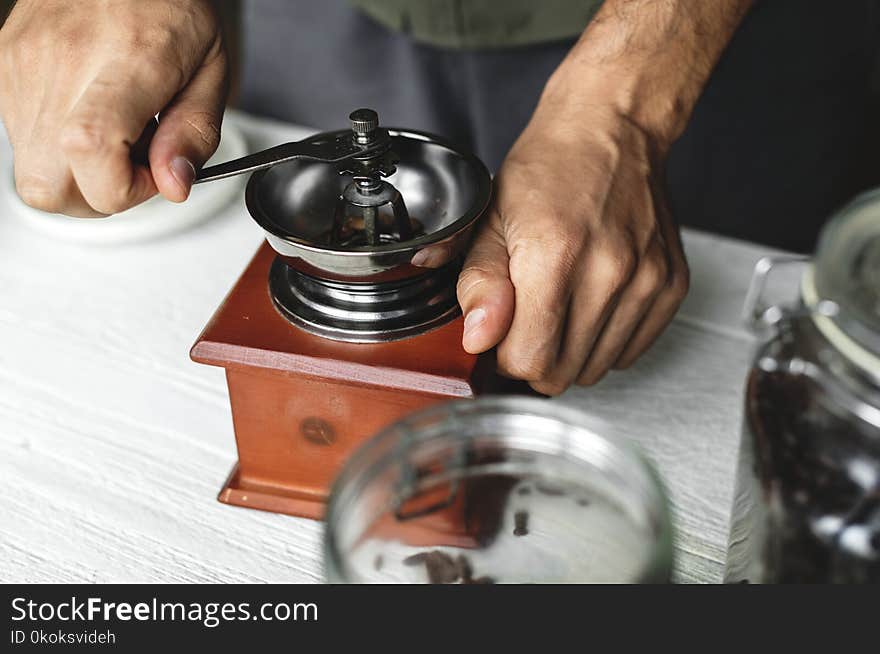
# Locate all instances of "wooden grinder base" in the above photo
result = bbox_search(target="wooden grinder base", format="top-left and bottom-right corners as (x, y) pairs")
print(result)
(191, 243), (498, 520)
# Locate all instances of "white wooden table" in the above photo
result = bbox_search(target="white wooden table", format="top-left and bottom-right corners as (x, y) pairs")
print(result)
(0, 111), (799, 584)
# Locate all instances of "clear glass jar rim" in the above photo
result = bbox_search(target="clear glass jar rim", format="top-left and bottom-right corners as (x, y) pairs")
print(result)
(322, 396), (675, 583)
(812, 186), (880, 357)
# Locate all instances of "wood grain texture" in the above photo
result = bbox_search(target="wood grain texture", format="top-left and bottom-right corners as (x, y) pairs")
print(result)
(0, 111), (801, 584)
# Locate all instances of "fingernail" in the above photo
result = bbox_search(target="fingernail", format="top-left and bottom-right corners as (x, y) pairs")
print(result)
(411, 250), (430, 266)
(170, 156), (196, 198)
(463, 308), (487, 337)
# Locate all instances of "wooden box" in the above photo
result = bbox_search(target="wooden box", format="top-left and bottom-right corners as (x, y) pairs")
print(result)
(191, 243), (497, 519)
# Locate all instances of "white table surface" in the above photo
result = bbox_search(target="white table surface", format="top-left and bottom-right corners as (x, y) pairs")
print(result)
(0, 110), (801, 584)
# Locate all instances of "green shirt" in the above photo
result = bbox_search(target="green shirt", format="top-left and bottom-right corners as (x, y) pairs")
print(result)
(348, 0), (604, 50)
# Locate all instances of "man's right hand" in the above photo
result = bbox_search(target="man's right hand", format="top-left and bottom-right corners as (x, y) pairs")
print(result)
(0, 0), (228, 217)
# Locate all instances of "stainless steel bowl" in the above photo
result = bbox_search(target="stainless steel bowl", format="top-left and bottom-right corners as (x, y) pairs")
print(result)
(246, 129), (493, 283)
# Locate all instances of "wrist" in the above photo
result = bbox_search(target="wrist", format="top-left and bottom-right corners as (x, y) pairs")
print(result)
(539, 0), (753, 151)
(539, 57), (689, 153)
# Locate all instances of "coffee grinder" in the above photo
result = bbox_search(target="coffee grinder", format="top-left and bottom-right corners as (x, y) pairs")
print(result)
(190, 109), (498, 520)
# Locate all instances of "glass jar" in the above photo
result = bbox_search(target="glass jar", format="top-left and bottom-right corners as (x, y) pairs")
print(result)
(323, 396), (673, 583)
(726, 188), (880, 583)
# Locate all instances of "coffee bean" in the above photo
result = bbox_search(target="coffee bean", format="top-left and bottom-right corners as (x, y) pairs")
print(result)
(424, 551), (461, 584)
(467, 576), (496, 584)
(404, 550), (461, 584)
(456, 555), (473, 583)
(402, 552), (429, 566)
(535, 483), (566, 497)
(514, 510), (529, 536)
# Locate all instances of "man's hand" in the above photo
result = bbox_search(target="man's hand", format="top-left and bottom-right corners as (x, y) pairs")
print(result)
(457, 0), (753, 395)
(458, 103), (688, 395)
(0, 0), (228, 217)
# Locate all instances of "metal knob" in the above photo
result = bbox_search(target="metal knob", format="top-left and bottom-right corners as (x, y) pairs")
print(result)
(350, 108), (379, 143)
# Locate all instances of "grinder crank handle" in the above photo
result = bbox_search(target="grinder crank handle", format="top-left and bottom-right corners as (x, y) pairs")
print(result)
(193, 130), (389, 184)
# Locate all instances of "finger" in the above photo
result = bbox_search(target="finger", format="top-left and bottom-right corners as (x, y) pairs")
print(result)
(59, 56), (187, 214)
(611, 278), (686, 370)
(614, 224), (690, 369)
(12, 125), (106, 218)
(530, 238), (637, 395)
(456, 211), (515, 354)
(577, 237), (668, 385)
(130, 117), (158, 168)
(9, 75), (105, 217)
(14, 165), (105, 218)
(149, 44), (228, 202)
(494, 217), (581, 383)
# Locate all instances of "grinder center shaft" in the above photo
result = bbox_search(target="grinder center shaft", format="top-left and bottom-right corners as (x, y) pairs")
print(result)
(333, 109), (417, 247)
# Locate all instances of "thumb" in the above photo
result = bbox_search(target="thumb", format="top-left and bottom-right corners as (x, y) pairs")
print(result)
(457, 212), (515, 354)
(148, 46), (229, 202)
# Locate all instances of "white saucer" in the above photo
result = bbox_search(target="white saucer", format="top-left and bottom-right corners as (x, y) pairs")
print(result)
(1, 115), (248, 245)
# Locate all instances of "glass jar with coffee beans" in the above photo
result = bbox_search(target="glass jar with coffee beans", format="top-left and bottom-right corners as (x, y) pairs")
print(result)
(726, 189), (880, 583)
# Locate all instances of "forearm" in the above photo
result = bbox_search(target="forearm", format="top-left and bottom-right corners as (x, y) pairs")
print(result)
(541, 0), (754, 149)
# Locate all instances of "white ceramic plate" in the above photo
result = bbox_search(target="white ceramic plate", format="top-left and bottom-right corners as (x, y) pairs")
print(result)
(1, 115), (248, 245)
